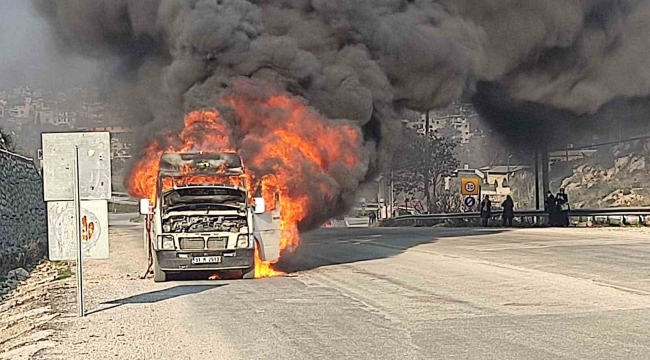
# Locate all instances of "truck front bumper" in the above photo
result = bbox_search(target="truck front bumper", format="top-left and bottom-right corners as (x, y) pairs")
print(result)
(156, 249), (254, 271)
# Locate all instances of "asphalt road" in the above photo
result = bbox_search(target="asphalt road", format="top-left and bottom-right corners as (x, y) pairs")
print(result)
(40, 225), (650, 359)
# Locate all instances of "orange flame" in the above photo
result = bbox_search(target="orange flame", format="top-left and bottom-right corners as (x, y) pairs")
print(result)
(127, 84), (361, 278)
(254, 247), (284, 278)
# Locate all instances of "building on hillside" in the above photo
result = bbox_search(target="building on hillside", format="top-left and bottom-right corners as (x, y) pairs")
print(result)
(8, 102), (30, 120)
(403, 102), (478, 144)
(78, 125), (132, 134)
(55, 110), (77, 127)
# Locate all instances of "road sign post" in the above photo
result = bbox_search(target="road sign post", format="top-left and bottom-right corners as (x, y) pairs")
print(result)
(72, 146), (85, 317)
(42, 132), (111, 317)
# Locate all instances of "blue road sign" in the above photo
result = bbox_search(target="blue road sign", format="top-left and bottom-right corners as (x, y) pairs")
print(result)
(464, 196), (476, 208)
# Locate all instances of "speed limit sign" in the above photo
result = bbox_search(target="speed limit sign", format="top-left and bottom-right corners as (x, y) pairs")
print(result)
(461, 178), (480, 195)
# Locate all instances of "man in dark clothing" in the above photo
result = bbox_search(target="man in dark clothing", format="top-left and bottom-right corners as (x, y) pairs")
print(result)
(480, 195), (491, 227)
(501, 195), (515, 227)
(545, 191), (557, 226)
(556, 188), (570, 227)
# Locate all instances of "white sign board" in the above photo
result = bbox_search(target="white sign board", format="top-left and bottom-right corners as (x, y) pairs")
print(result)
(42, 132), (112, 201)
(47, 200), (109, 260)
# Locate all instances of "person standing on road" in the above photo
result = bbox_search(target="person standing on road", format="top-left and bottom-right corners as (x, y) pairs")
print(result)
(556, 188), (570, 227)
(501, 195), (515, 227)
(545, 191), (557, 226)
(480, 195), (491, 227)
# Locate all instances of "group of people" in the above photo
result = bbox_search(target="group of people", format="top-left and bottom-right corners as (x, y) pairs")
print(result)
(545, 188), (570, 227)
(479, 195), (515, 227)
(479, 189), (569, 228)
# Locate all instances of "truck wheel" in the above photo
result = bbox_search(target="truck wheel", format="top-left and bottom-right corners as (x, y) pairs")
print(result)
(153, 253), (167, 283)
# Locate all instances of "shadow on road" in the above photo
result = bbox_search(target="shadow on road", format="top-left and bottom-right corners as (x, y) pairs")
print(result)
(276, 227), (511, 274)
(88, 284), (225, 315)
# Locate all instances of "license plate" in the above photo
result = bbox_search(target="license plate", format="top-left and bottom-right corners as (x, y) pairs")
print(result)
(191, 256), (222, 265)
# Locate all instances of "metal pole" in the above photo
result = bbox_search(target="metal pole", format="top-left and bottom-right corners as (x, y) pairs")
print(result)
(390, 170), (395, 219)
(377, 177), (382, 220)
(424, 110), (431, 213)
(534, 149), (540, 210)
(542, 144), (550, 197)
(73, 146), (85, 317)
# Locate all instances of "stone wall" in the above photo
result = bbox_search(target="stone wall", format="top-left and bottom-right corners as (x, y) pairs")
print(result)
(0, 149), (47, 277)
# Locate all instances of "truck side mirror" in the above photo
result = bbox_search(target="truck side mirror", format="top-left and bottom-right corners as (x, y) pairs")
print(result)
(254, 197), (266, 214)
(139, 198), (152, 215)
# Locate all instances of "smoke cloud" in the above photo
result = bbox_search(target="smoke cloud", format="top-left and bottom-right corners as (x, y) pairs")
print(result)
(0, 0), (96, 89)
(32, 0), (650, 223)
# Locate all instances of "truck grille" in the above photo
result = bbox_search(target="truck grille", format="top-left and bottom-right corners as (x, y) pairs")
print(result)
(179, 238), (205, 250)
(207, 237), (228, 250)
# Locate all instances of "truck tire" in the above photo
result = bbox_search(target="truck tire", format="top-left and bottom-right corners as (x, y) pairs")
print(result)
(153, 253), (167, 283)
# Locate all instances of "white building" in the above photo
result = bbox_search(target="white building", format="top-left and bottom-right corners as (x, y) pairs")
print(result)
(55, 111), (77, 127)
(454, 165), (529, 205)
(403, 102), (477, 144)
(8, 104), (30, 120)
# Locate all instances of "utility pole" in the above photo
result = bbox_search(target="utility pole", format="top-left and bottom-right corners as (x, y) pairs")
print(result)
(542, 143), (550, 198)
(534, 149), (540, 210)
(390, 169), (395, 218)
(424, 110), (431, 213)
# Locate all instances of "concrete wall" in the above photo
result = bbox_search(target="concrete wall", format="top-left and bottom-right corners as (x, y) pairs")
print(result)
(0, 149), (47, 277)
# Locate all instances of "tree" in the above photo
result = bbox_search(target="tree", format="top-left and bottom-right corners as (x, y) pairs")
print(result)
(391, 129), (460, 212)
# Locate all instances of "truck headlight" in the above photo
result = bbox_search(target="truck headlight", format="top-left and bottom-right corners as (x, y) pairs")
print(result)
(236, 234), (249, 248)
(158, 235), (175, 250)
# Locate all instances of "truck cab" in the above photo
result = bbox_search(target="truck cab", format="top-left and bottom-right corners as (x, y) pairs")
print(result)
(140, 152), (281, 282)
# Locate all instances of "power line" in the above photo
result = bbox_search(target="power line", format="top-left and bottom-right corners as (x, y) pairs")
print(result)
(566, 134), (650, 151)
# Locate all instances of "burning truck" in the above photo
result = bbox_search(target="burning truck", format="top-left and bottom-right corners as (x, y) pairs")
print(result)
(139, 152), (282, 282)
(127, 97), (364, 280)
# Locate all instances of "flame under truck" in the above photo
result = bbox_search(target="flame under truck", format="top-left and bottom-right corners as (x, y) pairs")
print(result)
(140, 152), (282, 282)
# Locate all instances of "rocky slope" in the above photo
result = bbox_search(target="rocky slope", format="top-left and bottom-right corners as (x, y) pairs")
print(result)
(560, 141), (650, 208)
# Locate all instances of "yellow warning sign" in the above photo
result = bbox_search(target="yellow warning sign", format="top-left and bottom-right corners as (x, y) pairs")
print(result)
(461, 178), (480, 196)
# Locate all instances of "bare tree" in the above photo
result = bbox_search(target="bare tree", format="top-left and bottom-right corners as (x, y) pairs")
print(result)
(391, 129), (459, 212)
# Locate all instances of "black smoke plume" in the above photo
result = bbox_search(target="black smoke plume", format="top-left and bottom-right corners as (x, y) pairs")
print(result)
(33, 0), (650, 221)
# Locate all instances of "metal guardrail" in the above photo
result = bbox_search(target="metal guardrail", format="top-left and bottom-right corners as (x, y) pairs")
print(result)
(386, 207), (650, 227)
(108, 191), (650, 226)
(110, 192), (138, 206)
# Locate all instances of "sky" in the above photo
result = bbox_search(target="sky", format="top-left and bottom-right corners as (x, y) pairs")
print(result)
(0, 0), (97, 90)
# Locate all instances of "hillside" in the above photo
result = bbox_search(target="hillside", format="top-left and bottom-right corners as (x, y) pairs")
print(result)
(558, 140), (650, 208)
